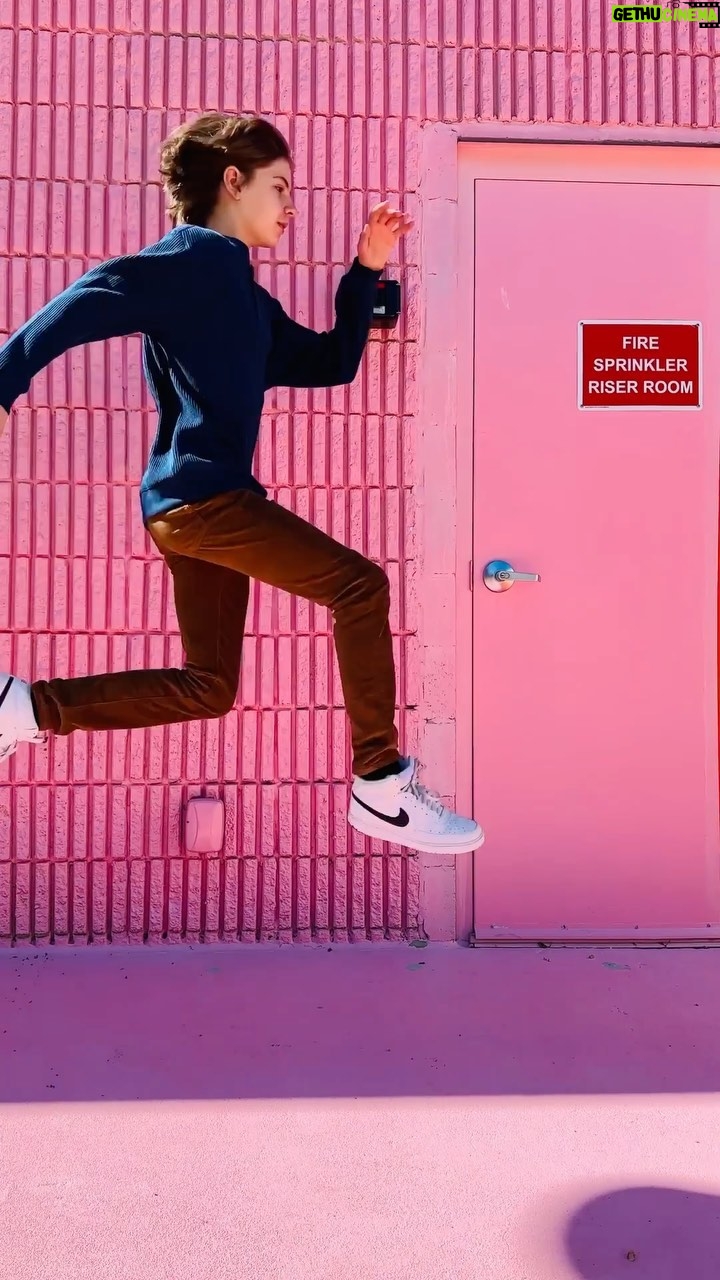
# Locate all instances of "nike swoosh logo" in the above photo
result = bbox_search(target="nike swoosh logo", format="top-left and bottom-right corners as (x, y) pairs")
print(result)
(0, 677), (13, 711)
(351, 792), (410, 828)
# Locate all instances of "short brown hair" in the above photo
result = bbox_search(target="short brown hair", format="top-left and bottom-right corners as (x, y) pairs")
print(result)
(159, 112), (292, 227)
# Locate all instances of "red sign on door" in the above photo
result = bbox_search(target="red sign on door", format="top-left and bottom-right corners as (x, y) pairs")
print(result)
(578, 321), (701, 409)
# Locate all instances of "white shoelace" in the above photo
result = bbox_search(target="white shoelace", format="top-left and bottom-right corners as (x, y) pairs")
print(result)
(0, 731), (46, 763)
(404, 765), (446, 816)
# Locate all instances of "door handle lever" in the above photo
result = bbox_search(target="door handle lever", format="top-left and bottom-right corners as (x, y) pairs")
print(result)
(483, 559), (541, 593)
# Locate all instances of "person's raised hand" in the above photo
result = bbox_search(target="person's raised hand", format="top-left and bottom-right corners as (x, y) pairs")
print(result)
(357, 201), (413, 272)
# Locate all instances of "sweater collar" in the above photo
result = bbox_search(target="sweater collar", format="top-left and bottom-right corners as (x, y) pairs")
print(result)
(173, 224), (254, 273)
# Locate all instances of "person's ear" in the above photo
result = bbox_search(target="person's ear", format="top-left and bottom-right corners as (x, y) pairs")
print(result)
(223, 166), (245, 201)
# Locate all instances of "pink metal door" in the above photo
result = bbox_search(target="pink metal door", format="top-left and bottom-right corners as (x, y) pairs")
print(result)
(470, 144), (720, 942)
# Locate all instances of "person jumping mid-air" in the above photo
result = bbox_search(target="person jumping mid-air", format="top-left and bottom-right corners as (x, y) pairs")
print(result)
(0, 111), (484, 857)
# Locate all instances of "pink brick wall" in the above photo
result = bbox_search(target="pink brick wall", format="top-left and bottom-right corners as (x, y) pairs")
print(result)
(0, 1), (715, 945)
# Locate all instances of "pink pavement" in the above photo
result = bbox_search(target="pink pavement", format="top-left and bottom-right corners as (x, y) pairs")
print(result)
(1, 943), (720, 1279)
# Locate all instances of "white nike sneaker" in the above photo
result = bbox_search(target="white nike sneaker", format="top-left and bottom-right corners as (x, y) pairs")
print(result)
(0, 674), (46, 763)
(348, 757), (485, 855)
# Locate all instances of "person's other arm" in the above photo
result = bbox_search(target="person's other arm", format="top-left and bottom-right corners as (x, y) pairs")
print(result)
(0, 252), (166, 421)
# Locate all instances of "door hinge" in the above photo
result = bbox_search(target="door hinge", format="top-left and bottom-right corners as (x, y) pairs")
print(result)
(469, 561), (474, 591)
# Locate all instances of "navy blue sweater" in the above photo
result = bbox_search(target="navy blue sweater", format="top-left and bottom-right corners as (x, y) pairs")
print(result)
(0, 226), (382, 521)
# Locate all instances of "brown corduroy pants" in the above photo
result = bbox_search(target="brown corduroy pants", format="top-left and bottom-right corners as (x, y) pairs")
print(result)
(31, 489), (400, 778)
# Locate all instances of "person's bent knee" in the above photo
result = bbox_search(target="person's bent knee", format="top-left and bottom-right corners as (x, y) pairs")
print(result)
(327, 560), (389, 619)
(187, 673), (237, 719)
(354, 558), (390, 601)
(364, 560), (390, 596)
(331, 558), (390, 614)
(210, 686), (237, 718)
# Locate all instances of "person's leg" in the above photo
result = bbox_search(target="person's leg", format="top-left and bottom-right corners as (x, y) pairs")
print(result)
(28, 549), (249, 735)
(169, 489), (483, 852)
(2, 485), (483, 852)
(159, 488), (400, 778)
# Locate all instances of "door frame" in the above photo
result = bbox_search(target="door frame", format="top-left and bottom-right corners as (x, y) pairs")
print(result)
(416, 121), (720, 945)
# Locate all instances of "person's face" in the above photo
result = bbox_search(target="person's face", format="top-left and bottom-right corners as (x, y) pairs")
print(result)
(223, 158), (296, 248)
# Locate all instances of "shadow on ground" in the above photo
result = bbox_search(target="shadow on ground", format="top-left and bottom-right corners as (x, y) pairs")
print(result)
(1, 942), (719, 1102)
(567, 1186), (720, 1279)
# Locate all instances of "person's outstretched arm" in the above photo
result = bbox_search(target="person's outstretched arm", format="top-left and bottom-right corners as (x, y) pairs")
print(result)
(264, 201), (413, 390)
(0, 252), (166, 422)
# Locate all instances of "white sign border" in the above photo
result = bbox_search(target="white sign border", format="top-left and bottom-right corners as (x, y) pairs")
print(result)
(577, 320), (703, 412)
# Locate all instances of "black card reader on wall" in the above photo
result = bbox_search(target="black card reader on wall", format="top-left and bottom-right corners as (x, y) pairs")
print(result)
(371, 278), (401, 330)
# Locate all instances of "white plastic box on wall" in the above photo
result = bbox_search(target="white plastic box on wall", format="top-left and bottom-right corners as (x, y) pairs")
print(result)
(185, 798), (225, 854)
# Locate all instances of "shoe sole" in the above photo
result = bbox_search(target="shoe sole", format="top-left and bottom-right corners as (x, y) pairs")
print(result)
(348, 810), (485, 855)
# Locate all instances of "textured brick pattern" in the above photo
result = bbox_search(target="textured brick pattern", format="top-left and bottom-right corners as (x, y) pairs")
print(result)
(0, 1), (716, 944)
